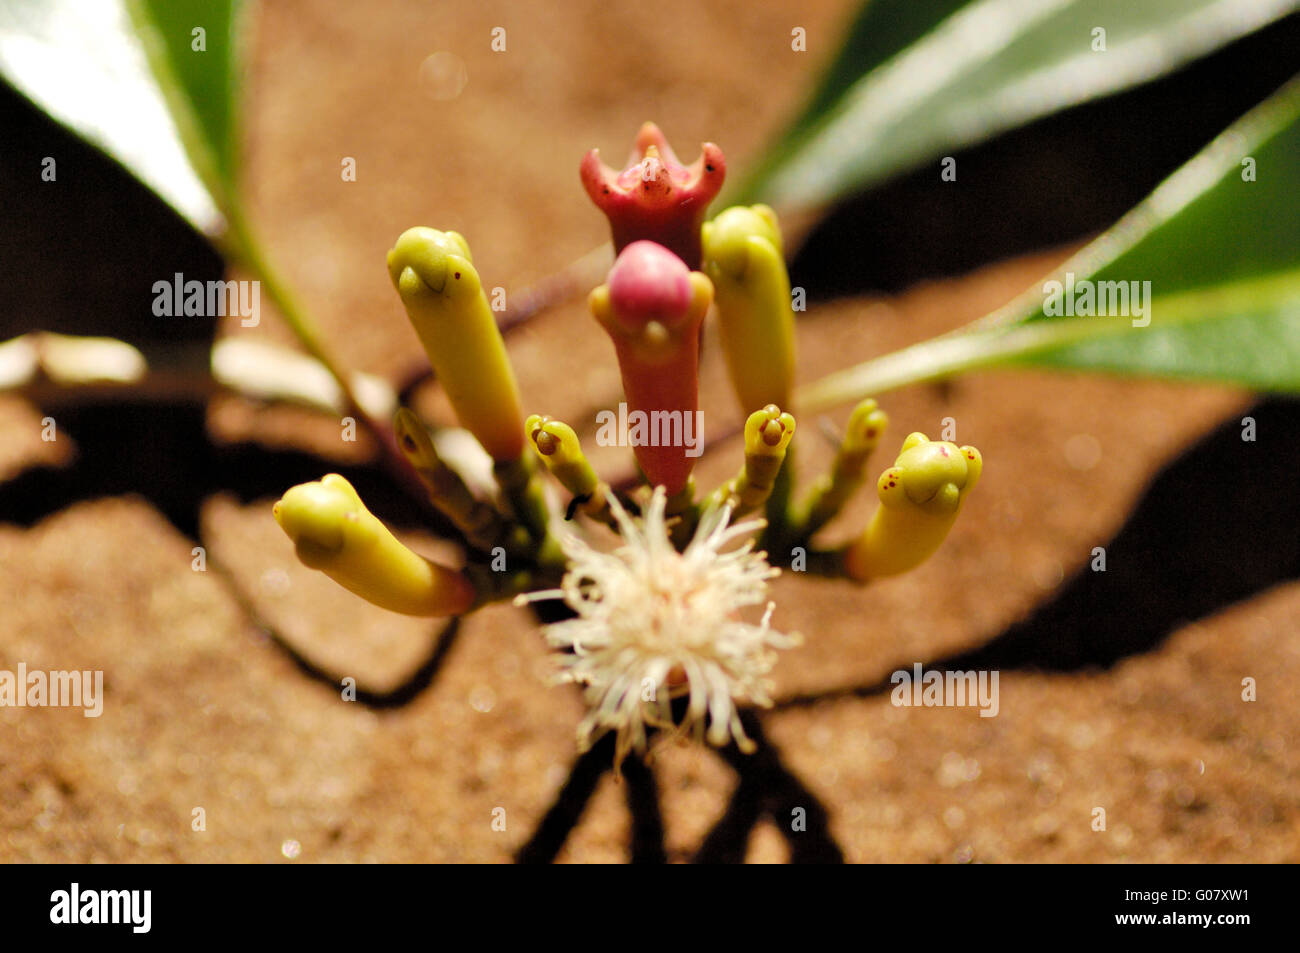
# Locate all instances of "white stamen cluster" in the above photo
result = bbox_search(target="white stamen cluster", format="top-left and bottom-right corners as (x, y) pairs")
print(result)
(520, 487), (799, 765)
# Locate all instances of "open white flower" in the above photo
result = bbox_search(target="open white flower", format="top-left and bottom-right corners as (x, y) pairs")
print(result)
(519, 486), (799, 766)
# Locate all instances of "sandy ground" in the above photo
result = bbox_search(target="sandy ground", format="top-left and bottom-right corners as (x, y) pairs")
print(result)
(1, 0), (1296, 863)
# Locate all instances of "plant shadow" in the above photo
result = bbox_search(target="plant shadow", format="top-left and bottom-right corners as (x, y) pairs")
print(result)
(777, 395), (1300, 712)
(514, 707), (843, 864)
(4, 393), (1298, 862)
(6, 50), (1300, 861)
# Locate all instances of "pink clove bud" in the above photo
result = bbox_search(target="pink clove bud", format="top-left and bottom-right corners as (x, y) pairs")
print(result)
(590, 241), (713, 494)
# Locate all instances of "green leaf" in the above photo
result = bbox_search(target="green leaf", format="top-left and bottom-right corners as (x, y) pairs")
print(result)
(733, 0), (1300, 212)
(0, 0), (404, 468)
(796, 76), (1300, 410)
(129, 0), (246, 200)
(0, 0), (226, 233)
(731, 0), (967, 203)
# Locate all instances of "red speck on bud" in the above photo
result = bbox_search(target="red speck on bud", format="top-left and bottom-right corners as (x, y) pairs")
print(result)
(580, 122), (725, 268)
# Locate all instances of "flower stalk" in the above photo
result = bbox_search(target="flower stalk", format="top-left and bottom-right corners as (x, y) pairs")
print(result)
(791, 397), (890, 539)
(392, 407), (530, 554)
(707, 404), (797, 518)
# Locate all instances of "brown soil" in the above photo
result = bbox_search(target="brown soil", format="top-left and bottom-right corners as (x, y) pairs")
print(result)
(1, 0), (1296, 863)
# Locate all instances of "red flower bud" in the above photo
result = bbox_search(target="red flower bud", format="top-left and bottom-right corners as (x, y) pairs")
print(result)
(580, 122), (725, 268)
(590, 241), (713, 494)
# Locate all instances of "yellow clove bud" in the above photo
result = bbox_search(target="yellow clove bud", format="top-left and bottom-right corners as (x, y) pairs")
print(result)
(525, 414), (614, 524)
(393, 407), (521, 552)
(387, 227), (524, 462)
(273, 473), (475, 616)
(710, 404), (796, 517)
(701, 205), (796, 414)
(845, 433), (982, 580)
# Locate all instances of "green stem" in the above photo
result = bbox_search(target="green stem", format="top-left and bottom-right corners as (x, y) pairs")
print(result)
(763, 443), (795, 538)
(493, 455), (553, 545)
(220, 211), (433, 508)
